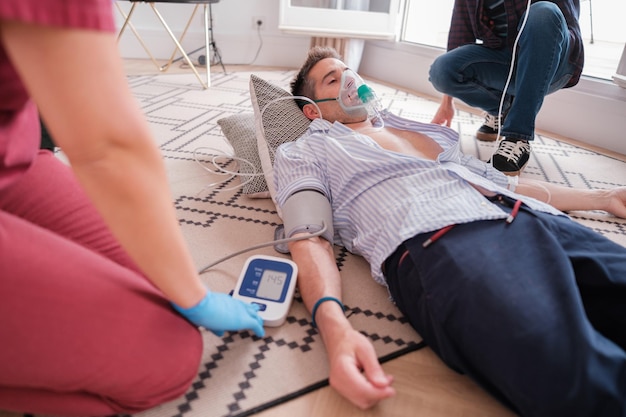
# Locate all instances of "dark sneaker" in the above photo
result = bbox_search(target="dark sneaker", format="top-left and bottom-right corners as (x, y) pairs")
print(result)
(491, 139), (531, 176)
(476, 112), (504, 142)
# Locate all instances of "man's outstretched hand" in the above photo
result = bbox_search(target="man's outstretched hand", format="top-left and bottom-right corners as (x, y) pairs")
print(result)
(326, 328), (396, 409)
(431, 95), (455, 127)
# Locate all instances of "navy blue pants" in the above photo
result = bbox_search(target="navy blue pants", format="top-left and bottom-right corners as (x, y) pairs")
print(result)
(384, 198), (626, 417)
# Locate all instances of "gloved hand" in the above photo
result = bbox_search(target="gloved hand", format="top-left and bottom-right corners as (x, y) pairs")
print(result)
(172, 290), (265, 337)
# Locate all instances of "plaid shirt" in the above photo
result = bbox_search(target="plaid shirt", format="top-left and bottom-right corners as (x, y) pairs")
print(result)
(446, 0), (584, 87)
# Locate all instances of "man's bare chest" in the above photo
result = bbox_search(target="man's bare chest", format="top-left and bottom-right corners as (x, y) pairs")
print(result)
(360, 126), (443, 160)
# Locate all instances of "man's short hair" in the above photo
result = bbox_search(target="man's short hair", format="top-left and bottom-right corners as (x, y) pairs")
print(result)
(291, 46), (342, 109)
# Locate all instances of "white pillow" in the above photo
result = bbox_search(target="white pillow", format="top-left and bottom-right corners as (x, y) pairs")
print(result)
(217, 113), (270, 198)
(249, 74), (311, 215)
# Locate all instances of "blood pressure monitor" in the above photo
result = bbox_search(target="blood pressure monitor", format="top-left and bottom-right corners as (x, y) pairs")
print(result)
(232, 255), (298, 327)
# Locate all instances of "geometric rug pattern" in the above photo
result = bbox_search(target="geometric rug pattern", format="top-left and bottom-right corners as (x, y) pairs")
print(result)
(122, 69), (625, 417)
(124, 70), (425, 417)
(8, 68), (625, 417)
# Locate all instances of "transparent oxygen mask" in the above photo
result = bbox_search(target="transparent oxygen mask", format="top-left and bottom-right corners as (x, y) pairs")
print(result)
(315, 69), (384, 126)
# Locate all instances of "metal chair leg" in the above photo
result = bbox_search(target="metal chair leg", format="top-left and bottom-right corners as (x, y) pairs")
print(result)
(159, 4), (199, 72)
(207, 1), (226, 74)
(149, 3), (208, 89)
(116, 2), (161, 70)
(204, 4), (211, 87)
(589, 0), (594, 44)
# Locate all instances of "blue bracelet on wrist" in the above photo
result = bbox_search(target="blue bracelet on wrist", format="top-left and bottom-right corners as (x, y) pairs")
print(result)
(311, 296), (345, 328)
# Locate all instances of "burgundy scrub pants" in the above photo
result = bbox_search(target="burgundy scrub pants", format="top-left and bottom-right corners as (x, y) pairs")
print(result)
(0, 151), (202, 416)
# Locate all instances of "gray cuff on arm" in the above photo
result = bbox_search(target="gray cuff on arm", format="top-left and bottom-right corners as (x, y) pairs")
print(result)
(282, 190), (334, 244)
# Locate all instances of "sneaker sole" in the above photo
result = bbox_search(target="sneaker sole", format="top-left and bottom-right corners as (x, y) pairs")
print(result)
(497, 160), (529, 176)
(476, 131), (499, 142)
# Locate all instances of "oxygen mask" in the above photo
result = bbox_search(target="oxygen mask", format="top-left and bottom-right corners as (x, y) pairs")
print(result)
(315, 69), (384, 125)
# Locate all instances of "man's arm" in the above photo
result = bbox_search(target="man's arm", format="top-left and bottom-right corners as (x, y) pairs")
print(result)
(0, 22), (205, 308)
(461, 154), (626, 219)
(0, 21), (265, 338)
(516, 179), (626, 219)
(288, 235), (395, 409)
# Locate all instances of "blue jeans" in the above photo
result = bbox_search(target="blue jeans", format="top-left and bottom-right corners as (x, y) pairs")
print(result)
(429, 2), (576, 141)
(384, 197), (626, 416)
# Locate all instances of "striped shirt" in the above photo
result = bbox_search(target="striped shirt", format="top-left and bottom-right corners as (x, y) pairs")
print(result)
(274, 112), (564, 285)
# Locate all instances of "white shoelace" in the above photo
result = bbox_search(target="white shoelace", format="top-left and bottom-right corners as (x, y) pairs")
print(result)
(483, 112), (503, 129)
(495, 140), (531, 162)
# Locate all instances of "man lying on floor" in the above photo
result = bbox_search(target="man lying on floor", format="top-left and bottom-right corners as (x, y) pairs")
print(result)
(273, 46), (626, 417)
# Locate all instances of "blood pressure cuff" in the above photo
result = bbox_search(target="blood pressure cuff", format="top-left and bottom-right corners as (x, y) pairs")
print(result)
(281, 190), (334, 244)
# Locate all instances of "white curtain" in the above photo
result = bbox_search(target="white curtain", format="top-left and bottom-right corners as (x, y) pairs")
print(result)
(308, 0), (369, 70)
(309, 37), (364, 71)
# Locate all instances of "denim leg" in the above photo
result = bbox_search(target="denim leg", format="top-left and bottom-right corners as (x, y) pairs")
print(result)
(501, 2), (576, 141)
(429, 2), (576, 141)
(429, 44), (514, 116)
(385, 211), (626, 417)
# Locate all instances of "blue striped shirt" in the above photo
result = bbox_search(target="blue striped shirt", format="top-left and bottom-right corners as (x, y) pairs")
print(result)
(274, 112), (564, 285)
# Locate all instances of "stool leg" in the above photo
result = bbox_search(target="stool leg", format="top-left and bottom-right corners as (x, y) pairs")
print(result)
(589, 0), (594, 44)
(207, 2), (226, 74)
(204, 4), (211, 87)
(160, 4), (198, 72)
(115, 2), (161, 70)
(150, 3), (207, 89)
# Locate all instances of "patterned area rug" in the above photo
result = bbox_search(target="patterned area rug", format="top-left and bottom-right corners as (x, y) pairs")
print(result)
(5, 69), (624, 417)
(124, 69), (626, 417)
(124, 70), (426, 417)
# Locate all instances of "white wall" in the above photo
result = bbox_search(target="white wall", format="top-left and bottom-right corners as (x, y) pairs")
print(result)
(115, 0), (310, 68)
(115, 0), (626, 156)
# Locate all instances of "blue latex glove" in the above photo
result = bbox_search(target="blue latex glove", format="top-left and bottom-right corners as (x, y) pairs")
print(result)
(172, 290), (265, 337)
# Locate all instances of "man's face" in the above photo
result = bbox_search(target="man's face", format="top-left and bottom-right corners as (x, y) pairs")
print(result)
(307, 58), (369, 124)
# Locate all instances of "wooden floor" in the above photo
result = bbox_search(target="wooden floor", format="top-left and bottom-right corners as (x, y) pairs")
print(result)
(254, 348), (516, 417)
(0, 349), (515, 417)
